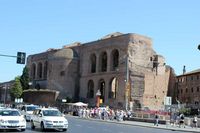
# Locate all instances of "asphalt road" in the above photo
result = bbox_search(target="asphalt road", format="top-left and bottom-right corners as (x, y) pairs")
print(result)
(66, 116), (183, 133)
(1, 117), (184, 133)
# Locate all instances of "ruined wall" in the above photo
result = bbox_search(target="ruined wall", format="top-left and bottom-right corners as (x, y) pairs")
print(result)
(79, 33), (129, 108)
(26, 32), (175, 110)
(143, 69), (170, 110)
(27, 47), (80, 101)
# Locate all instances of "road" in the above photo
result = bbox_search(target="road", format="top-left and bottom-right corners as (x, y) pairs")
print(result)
(66, 116), (182, 133)
(2, 116), (184, 133)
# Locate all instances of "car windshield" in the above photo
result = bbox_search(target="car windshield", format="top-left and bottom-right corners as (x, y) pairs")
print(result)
(42, 110), (62, 116)
(27, 106), (38, 111)
(0, 110), (20, 116)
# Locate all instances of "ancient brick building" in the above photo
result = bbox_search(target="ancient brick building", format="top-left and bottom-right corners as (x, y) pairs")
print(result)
(176, 69), (200, 108)
(27, 32), (175, 110)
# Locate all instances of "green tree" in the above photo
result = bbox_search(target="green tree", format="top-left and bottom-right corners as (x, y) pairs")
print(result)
(10, 76), (23, 100)
(20, 66), (30, 90)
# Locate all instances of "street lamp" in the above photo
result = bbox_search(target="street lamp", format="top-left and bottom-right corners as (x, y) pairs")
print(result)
(125, 55), (130, 111)
(28, 82), (33, 89)
(198, 44), (200, 51)
(96, 89), (101, 107)
(3, 84), (8, 105)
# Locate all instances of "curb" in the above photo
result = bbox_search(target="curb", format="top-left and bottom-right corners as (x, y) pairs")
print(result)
(66, 115), (200, 133)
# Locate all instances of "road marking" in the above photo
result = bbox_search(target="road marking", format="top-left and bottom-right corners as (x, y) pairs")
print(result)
(75, 124), (82, 127)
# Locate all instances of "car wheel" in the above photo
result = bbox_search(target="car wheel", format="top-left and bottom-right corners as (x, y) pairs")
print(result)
(31, 121), (35, 129)
(63, 128), (67, 132)
(21, 129), (26, 132)
(41, 122), (45, 131)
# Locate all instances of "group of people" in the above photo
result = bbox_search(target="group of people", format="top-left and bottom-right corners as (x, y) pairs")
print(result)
(77, 107), (131, 121)
(169, 113), (198, 128)
(75, 107), (199, 128)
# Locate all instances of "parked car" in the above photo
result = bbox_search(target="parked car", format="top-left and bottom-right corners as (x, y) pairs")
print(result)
(21, 104), (39, 121)
(30, 107), (68, 132)
(0, 108), (26, 131)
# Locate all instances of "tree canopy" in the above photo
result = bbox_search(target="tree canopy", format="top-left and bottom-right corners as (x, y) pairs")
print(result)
(10, 76), (23, 100)
(20, 66), (30, 90)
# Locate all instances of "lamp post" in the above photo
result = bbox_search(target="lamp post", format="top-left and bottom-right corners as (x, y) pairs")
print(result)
(96, 89), (101, 107)
(125, 55), (130, 111)
(198, 44), (200, 51)
(3, 84), (7, 105)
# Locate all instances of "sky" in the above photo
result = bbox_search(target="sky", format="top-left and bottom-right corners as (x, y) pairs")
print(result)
(0, 0), (200, 82)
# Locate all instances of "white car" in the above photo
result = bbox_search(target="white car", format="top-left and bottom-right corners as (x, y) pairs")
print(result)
(30, 107), (68, 132)
(21, 104), (38, 121)
(0, 108), (26, 131)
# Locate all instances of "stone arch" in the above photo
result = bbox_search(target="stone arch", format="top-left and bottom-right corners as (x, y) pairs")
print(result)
(43, 61), (48, 79)
(87, 80), (94, 98)
(98, 79), (106, 103)
(109, 77), (118, 99)
(37, 62), (43, 79)
(110, 49), (119, 71)
(31, 63), (36, 80)
(90, 53), (96, 73)
(99, 51), (107, 72)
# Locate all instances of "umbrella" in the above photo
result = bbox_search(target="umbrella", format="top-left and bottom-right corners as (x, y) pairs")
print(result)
(73, 102), (88, 107)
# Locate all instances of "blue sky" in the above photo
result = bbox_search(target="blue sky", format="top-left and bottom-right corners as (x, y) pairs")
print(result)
(0, 0), (200, 82)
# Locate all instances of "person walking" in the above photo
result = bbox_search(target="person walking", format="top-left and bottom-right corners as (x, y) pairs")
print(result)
(192, 115), (198, 128)
(154, 113), (159, 126)
(179, 113), (185, 128)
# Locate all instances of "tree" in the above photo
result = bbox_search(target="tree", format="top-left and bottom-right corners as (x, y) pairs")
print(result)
(10, 76), (23, 100)
(20, 66), (30, 90)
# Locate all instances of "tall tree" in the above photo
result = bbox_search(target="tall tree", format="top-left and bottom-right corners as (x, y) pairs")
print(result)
(10, 76), (23, 100)
(20, 66), (30, 90)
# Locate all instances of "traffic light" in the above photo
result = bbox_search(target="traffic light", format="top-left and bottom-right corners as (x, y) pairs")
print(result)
(16, 52), (26, 64)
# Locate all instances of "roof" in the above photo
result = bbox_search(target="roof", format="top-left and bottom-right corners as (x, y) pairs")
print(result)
(177, 68), (200, 77)
(37, 107), (59, 111)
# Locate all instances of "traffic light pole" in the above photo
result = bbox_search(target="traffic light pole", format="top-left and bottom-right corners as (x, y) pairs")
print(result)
(0, 54), (17, 58)
(0, 52), (26, 64)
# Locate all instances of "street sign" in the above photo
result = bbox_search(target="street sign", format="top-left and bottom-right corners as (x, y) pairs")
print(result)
(164, 96), (172, 105)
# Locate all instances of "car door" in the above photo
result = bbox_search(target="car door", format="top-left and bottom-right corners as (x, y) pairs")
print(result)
(33, 109), (41, 127)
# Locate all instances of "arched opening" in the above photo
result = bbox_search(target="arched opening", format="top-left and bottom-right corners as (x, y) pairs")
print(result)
(99, 79), (105, 103)
(90, 54), (96, 73)
(87, 80), (94, 98)
(31, 63), (36, 80)
(99, 52), (107, 72)
(43, 61), (48, 79)
(37, 62), (43, 79)
(111, 49), (119, 71)
(109, 77), (118, 99)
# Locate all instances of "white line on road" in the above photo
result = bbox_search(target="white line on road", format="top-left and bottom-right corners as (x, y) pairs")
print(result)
(75, 124), (82, 127)
(87, 126), (94, 129)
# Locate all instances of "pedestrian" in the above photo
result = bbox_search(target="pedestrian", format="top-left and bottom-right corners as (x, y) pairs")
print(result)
(154, 113), (159, 126)
(179, 113), (185, 128)
(192, 115), (198, 128)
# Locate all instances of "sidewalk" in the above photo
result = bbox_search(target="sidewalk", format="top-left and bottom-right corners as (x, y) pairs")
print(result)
(119, 120), (200, 132)
(67, 115), (200, 133)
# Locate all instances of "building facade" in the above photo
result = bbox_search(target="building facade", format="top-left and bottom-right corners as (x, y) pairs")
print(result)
(0, 80), (13, 104)
(176, 69), (200, 108)
(27, 32), (175, 110)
